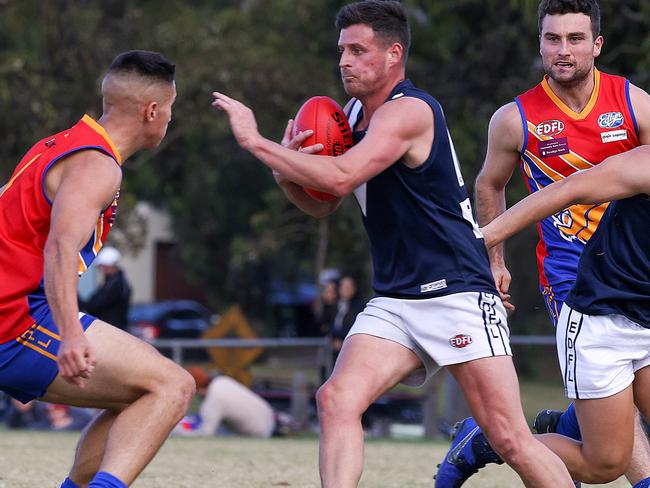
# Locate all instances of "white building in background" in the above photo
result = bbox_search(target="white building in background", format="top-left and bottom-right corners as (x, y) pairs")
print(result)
(79, 202), (174, 304)
(120, 202), (174, 303)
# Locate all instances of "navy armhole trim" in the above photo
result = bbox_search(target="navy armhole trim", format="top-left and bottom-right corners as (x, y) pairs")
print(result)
(41, 146), (121, 205)
(625, 80), (640, 139)
(514, 97), (528, 156)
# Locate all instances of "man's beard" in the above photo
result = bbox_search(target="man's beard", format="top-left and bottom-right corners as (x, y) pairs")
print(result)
(545, 63), (593, 89)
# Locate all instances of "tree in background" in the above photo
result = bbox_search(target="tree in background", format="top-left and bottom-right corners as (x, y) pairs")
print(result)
(1, 0), (648, 341)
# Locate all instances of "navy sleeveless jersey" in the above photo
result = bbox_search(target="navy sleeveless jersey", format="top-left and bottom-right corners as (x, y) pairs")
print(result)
(347, 79), (497, 298)
(566, 195), (650, 327)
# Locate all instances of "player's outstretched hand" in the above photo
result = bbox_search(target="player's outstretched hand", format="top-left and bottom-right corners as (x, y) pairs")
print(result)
(57, 333), (96, 388)
(211, 92), (261, 151)
(281, 119), (324, 154)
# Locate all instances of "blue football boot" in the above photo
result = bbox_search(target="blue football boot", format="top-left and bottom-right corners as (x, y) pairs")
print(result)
(434, 417), (503, 488)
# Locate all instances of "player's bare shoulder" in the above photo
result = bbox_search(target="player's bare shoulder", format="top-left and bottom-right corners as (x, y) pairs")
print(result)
(628, 83), (650, 143)
(374, 96), (433, 168)
(485, 102), (525, 155)
(382, 95), (431, 123)
(45, 149), (122, 204)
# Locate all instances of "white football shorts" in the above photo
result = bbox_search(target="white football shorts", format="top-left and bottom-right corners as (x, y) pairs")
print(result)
(558, 304), (650, 399)
(347, 291), (511, 387)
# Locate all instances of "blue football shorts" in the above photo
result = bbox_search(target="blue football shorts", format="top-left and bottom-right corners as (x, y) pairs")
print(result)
(541, 285), (568, 327)
(0, 301), (96, 403)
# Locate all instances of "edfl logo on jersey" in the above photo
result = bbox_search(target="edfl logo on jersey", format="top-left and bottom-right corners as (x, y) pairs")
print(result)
(598, 112), (624, 129)
(535, 119), (564, 137)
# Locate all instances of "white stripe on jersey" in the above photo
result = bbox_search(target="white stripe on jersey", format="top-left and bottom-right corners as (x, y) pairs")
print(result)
(447, 129), (465, 187)
(348, 99), (367, 215)
(353, 183), (367, 217)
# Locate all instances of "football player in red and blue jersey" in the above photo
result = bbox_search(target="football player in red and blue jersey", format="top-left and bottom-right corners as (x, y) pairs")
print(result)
(0, 50), (194, 488)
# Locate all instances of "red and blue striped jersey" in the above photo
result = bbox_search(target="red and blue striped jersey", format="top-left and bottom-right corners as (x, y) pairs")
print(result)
(515, 69), (640, 298)
(0, 115), (121, 343)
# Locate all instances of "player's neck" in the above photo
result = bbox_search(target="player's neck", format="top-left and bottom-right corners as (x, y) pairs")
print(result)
(546, 68), (596, 114)
(357, 73), (405, 129)
(97, 114), (140, 161)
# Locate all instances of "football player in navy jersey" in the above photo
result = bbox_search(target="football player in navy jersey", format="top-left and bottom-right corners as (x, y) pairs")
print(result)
(475, 144), (650, 486)
(212, 1), (574, 487)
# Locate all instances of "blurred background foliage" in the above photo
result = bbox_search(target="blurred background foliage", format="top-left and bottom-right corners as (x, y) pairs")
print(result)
(1, 0), (649, 341)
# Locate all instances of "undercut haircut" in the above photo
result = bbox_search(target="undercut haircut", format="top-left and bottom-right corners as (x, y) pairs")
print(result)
(107, 50), (176, 83)
(336, 1), (411, 59)
(538, 0), (601, 39)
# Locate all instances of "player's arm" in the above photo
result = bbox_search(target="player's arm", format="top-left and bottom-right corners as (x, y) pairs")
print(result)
(483, 145), (650, 248)
(629, 84), (650, 145)
(273, 119), (343, 218)
(474, 103), (523, 309)
(212, 92), (431, 195)
(43, 151), (122, 387)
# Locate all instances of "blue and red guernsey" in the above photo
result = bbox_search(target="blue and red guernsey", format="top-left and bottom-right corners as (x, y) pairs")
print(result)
(0, 115), (122, 343)
(515, 69), (640, 299)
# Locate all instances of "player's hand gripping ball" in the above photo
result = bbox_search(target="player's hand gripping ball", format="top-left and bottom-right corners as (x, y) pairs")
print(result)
(293, 96), (353, 201)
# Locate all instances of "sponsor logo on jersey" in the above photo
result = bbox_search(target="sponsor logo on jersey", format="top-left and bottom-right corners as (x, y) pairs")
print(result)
(420, 279), (447, 293)
(538, 137), (569, 158)
(535, 120), (565, 137)
(598, 112), (624, 129)
(601, 129), (628, 144)
(449, 334), (473, 348)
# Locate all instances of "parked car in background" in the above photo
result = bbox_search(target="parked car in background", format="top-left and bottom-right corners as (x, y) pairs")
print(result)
(127, 300), (218, 361)
(127, 300), (217, 340)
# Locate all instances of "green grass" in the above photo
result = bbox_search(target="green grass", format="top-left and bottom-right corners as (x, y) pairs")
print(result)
(0, 430), (629, 487)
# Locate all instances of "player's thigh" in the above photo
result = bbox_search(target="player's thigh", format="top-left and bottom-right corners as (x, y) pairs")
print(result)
(447, 355), (528, 432)
(633, 365), (650, 421)
(42, 320), (189, 408)
(574, 387), (635, 466)
(325, 333), (422, 407)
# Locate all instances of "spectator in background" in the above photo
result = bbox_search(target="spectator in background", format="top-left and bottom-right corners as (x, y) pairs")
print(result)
(328, 276), (364, 356)
(79, 246), (132, 330)
(4, 398), (50, 430)
(176, 366), (276, 438)
(315, 280), (338, 336)
(3, 396), (94, 431)
(46, 404), (94, 431)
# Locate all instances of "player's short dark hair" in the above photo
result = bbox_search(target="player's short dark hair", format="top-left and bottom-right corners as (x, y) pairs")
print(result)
(538, 0), (601, 39)
(336, 1), (411, 59)
(108, 50), (175, 83)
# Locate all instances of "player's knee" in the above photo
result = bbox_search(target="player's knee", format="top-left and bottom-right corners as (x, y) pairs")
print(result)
(316, 380), (366, 421)
(583, 452), (629, 483)
(586, 463), (626, 483)
(484, 425), (529, 465)
(159, 365), (195, 419)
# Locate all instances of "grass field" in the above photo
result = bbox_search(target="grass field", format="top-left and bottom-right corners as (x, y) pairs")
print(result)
(0, 430), (629, 487)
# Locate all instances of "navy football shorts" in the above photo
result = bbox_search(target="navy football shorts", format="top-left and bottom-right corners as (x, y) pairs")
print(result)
(0, 301), (96, 403)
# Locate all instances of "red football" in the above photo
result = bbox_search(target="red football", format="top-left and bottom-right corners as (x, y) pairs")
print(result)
(293, 96), (353, 201)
